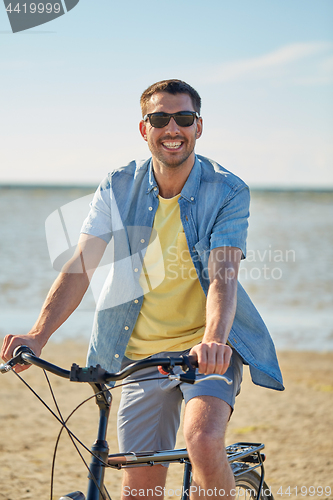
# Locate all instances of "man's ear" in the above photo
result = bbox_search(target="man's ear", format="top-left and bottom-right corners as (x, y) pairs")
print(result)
(139, 120), (148, 141)
(196, 117), (203, 139)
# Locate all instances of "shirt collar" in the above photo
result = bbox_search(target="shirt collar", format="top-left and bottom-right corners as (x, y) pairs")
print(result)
(147, 159), (158, 194)
(180, 156), (201, 203)
(146, 156), (201, 203)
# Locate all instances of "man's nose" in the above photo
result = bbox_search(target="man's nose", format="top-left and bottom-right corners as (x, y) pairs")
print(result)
(164, 116), (181, 134)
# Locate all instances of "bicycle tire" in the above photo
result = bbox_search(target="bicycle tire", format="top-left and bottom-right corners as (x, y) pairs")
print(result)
(235, 471), (274, 500)
(59, 492), (85, 500)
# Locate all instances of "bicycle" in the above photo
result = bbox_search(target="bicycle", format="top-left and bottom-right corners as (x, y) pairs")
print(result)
(0, 346), (274, 500)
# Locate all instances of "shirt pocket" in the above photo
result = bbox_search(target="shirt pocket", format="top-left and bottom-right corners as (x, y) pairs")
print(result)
(177, 232), (193, 269)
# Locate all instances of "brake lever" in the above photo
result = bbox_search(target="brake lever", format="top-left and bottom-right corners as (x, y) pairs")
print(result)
(168, 372), (233, 385)
(168, 356), (233, 385)
(195, 374), (233, 385)
(171, 355), (197, 384)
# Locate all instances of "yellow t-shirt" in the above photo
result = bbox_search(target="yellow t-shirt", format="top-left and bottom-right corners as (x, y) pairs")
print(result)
(125, 194), (206, 360)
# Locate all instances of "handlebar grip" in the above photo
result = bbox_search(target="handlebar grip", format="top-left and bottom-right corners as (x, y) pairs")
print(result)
(13, 345), (35, 365)
(13, 345), (35, 357)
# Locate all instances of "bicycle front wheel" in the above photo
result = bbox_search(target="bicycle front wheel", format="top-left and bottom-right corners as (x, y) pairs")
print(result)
(235, 471), (274, 500)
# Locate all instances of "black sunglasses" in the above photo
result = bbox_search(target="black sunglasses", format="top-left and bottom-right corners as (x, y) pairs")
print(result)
(143, 111), (200, 128)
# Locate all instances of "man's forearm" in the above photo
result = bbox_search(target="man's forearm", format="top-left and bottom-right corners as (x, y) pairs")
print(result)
(29, 233), (107, 346)
(203, 275), (237, 345)
(203, 246), (241, 345)
(186, 246), (241, 374)
(28, 271), (90, 347)
(1, 234), (107, 367)
(190, 270), (238, 375)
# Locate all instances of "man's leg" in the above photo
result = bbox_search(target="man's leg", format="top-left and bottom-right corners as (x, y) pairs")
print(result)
(121, 465), (168, 500)
(117, 352), (184, 500)
(183, 395), (235, 500)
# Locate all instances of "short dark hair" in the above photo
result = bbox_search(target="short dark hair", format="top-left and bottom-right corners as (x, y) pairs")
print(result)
(140, 79), (201, 116)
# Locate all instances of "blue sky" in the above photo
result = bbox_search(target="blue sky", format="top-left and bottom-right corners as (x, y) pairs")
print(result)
(1, 0), (332, 188)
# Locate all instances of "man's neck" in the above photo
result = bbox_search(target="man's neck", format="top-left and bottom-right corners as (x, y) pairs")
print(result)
(152, 155), (195, 199)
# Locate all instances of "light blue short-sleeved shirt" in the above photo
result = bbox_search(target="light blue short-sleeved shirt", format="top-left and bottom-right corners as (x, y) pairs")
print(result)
(81, 155), (284, 391)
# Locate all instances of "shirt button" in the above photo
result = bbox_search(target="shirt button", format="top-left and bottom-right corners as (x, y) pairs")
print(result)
(134, 299), (139, 304)
(140, 239), (145, 243)
(115, 354), (119, 358)
(124, 326), (129, 330)
(148, 206), (153, 211)
(190, 197), (194, 201)
(154, 187), (158, 191)
(134, 268), (138, 272)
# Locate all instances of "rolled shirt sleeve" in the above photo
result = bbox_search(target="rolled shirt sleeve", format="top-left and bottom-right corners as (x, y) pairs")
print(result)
(80, 177), (113, 244)
(210, 185), (250, 259)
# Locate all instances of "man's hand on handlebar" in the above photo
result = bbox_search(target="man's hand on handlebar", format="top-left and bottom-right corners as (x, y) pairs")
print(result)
(189, 342), (232, 376)
(0, 334), (43, 373)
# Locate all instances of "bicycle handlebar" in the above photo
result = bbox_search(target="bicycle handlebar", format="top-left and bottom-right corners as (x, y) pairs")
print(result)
(0, 345), (232, 386)
(0, 346), (71, 377)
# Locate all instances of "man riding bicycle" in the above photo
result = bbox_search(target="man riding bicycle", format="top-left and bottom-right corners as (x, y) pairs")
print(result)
(1, 79), (283, 500)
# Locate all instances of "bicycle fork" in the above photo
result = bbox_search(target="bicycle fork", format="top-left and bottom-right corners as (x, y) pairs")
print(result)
(60, 383), (112, 500)
(86, 384), (112, 500)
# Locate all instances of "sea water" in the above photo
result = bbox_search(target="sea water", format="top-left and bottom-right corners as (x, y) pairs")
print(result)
(0, 186), (332, 351)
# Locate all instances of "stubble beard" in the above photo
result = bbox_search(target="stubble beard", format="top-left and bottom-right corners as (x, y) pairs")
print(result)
(148, 136), (195, 170)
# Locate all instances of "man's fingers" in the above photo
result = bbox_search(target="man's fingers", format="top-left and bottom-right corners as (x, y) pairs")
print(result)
(13, 363), (31, 373)
(1, 334), (42, 373)
(190, 342), (232, 375)
(206, 343), (218, 374)
(224, 344), (232, 368)
(0, 334), (13, 362)
(216, 345), (225, 374)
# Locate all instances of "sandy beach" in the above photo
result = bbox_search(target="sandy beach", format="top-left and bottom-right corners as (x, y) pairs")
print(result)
(0, 342), (332, 500)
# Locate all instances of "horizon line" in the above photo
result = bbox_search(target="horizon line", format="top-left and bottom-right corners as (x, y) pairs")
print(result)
(1, 182), (333, 193)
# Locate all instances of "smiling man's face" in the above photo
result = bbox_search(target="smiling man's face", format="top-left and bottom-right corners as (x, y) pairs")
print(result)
(139, 92), (203, 172)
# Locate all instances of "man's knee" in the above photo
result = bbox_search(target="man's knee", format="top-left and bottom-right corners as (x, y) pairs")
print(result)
(185, 425), (223, 451)
(183, 396), (231, 469)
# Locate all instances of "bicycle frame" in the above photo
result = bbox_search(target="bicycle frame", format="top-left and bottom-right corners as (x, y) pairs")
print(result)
(84, 382), (112, 500)
(76, 381), (266, 500)
(1, 347), (267, 500)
